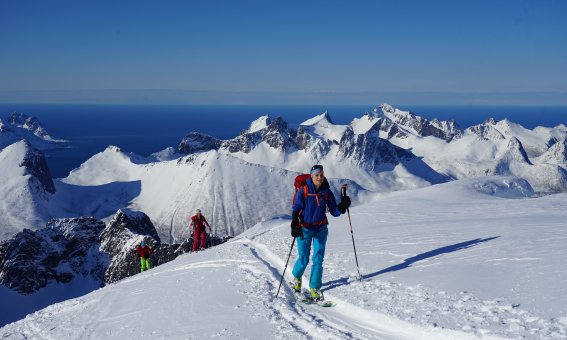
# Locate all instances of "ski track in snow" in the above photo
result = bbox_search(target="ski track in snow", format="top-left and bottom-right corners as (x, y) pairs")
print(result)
(231, 219), (566, 340)
(2, 224), (565, 339)
(226, 233), (484, 339)
(2, 181), (567, 339)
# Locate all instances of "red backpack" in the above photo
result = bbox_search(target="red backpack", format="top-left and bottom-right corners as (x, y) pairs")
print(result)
(293, 174), (329, 207)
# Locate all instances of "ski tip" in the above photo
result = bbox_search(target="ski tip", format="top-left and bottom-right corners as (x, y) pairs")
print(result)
(317, 301), (335, 307)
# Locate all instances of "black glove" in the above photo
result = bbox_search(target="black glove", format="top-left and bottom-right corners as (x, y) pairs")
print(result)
(337, 196), (351, 214)
(291, 212), (302, 238)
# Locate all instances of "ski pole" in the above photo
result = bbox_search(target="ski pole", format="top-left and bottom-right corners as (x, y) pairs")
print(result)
(275, 237), (296, 299)
(342, 184), (362, 279)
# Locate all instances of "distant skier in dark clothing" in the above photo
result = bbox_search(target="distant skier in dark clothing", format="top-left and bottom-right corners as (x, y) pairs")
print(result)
(190, 209), (211, 251)
(134, 241), (152, 272)
(291, 164), (351, 300)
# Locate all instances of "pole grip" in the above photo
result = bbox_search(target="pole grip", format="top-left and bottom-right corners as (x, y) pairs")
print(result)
(341, 184), (348, 198)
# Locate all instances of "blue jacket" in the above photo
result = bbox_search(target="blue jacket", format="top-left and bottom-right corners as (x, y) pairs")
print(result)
(293, 178), (341, 225)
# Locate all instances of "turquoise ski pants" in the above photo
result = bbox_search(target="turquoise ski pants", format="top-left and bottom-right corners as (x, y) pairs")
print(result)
(292, 225), (328, 290)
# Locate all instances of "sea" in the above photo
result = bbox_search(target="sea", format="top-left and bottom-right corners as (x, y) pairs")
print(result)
(1, 103), (566, 178)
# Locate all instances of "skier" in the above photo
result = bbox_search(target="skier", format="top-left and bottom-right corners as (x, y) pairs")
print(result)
(190, 209), (211, 251)
(134, 241), (152, 272)
(291, 164), (351, 301)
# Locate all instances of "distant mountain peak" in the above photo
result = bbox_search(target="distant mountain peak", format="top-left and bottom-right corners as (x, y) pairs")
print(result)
(247, 115), (272, 133)
(19, 141), (56, 194)
(502, 137), (533, 165)
(466, 121), (505, 140)
(301, 111), (334, 126)
(244, 115), (289, 134)
(177, 132), (221, 154)
(2, 139), (56, 194)
(377, 103), (461, 142)
(379, 103), (396, 114)
(539, 138), (567, 164)
(1, 112), (67, 150)
(7, 112), (58, 141)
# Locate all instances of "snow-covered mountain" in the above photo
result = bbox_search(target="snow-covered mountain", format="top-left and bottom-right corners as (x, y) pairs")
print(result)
(0, 140), (56, 239)
(377, 103), (462, 142)
(177, 111), (447, 192)
(61, 147), (367, 242)
(58, 108), (450, 241)
(1, 177), (565, 339)
(1, 105), (567, 336)
(176, 104), (567, 195)
(348, 104), (567, 193)
(2, 103), (566, 241)
(0, 209), (204, 326)
(0, 112), (67, 150)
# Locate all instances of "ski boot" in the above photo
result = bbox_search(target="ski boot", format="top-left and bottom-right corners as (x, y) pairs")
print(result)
(292, 277), (302, 293)
(309, 288), (324, 302)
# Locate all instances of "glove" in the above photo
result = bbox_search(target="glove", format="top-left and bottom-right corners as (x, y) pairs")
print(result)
(337, 196), (351, 214)
(291, 212), (302, 238)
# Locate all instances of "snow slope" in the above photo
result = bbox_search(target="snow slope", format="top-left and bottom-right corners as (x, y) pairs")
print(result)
(61, 146), (367, 242)
(2, 177), (565, 339)
(0, 140), (55, 239)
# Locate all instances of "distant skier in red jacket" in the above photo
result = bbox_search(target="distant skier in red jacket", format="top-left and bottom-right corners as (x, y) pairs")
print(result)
(190, 209), (211, 251)
(134, 241), (152, 272)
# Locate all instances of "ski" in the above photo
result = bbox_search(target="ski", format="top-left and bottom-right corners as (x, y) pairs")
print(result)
(293, 288), (335, 307)
(299, 296), (335, 307)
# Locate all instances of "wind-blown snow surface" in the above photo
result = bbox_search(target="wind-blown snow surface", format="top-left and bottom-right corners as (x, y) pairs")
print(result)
(2, 178), (565, 339)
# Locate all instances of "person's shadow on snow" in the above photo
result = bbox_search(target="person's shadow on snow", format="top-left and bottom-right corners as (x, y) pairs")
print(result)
(322, 236), (500, 292)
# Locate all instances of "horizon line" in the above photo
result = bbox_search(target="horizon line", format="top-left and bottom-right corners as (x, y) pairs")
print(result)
(1, 89), (566, 106)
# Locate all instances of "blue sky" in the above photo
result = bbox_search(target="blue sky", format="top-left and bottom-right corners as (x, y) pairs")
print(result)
(1, 0), (566, 105)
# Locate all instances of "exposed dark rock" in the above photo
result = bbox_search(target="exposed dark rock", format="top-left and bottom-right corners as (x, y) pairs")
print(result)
(379, 104), (462, 142)
(338, 126), (415, 171)
(177, 132), (222, 154)
(7, 112), (51, 139)
(18, 140), (56, 194)
(0, 217), (106, 294)
(466, 119), (506, 140)
(0, 210), (229, 295)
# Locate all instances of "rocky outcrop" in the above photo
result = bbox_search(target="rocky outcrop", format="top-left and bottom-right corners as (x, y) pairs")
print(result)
(221, 116), (298, 154)
(338, 126), (415, 170)
(466, 118), (506, 141)
(8, 112), (53, 140)
(379, 103), (462, 142)
(0, 210), (229, 295)
(19, 140), (56, 194)
(177, 132), (222, 154)
(0, 112), (66, 150)
(537, 138), (567, 166)
(100, 209), (168, 284)
(494, 137), (533, 174)
(0, 217), (106, 294)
